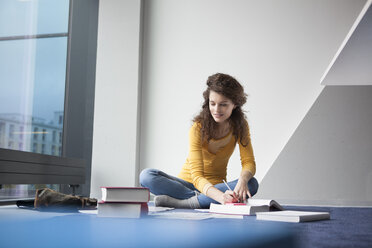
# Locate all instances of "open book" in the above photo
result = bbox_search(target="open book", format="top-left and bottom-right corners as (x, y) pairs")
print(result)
(209, 199), (284, 216)
(246, 199), (284, 211)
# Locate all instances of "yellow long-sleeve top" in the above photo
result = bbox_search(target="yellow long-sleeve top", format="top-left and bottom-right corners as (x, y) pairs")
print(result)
(178, 122), (256, 195)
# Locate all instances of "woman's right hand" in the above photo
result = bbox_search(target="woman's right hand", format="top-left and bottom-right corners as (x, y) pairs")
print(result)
(221, 190), (239, 204)
(206, 186), (240, 205)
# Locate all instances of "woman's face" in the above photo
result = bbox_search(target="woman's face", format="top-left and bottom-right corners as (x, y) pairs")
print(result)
(209, 90), (236, 124)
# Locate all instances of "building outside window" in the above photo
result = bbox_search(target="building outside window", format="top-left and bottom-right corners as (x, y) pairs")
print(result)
(0, 0), (69, 200)
(19, 126), (24, 140)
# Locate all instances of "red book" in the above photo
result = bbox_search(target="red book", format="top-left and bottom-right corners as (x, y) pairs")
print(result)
(100, 187), (150, 203)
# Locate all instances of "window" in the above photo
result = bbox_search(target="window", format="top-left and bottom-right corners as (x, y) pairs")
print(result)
(0, 122), (4, 147)
(52, 130), (57, 142)
(0, 122), (4, 133)
(42, 129), (47, 142)
(0, 0), (98, 201)
(9, 125), (15, 139)
(33, 127), (38, 140)
(32, 142), (37, 153)
(19, 126), (24, 140)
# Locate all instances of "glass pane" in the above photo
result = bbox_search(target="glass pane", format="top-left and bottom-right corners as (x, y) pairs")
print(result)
(0, 1), (69, 201)
(0, 0), (69, 37)
(0, 37), (67, 156)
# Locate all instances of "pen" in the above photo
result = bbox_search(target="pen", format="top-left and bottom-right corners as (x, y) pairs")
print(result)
(222, 180), (240, 202)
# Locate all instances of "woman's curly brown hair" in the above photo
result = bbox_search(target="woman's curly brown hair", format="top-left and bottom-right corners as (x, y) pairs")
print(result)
(193, 73), (249, 146)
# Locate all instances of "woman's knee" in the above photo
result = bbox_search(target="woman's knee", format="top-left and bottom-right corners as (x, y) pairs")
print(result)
(139, 168), (159, 187)
(248, 177), (259, 196)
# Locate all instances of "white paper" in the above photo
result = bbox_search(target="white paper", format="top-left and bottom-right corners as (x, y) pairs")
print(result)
(79, 209), (98, 215)
(150, 212), (213, 220)
(148, 206), (175, 212)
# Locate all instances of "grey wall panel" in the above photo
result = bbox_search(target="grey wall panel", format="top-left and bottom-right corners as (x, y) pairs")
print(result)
(255, 86), (372, 206)
(63, 0), (99, 196)
(0, 148), (85, 185)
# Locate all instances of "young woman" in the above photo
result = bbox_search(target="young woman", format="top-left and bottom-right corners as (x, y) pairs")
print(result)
(140, 73), (258, 209)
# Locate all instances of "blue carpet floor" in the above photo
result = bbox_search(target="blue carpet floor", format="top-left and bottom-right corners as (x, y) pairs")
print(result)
(281, 206), (372, 248)
(165, 204), (372, 248)
(0, 205), (371, 247)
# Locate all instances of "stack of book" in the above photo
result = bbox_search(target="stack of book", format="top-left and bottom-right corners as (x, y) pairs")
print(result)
(98, 187), (150, 218)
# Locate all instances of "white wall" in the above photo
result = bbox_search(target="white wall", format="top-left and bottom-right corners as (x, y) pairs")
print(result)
(140, 0), (366, 182)
(255, 0), (372, 206)
(90, 0), (142, 199)
(90, 0), (366, 199)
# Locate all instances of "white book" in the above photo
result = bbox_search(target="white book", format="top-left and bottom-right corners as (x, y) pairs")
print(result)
(256, 210), (330, 223)
(97, 202), (148, 218)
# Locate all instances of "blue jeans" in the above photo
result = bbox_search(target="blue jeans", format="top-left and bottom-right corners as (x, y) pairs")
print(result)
(139, 168), (259, 209)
